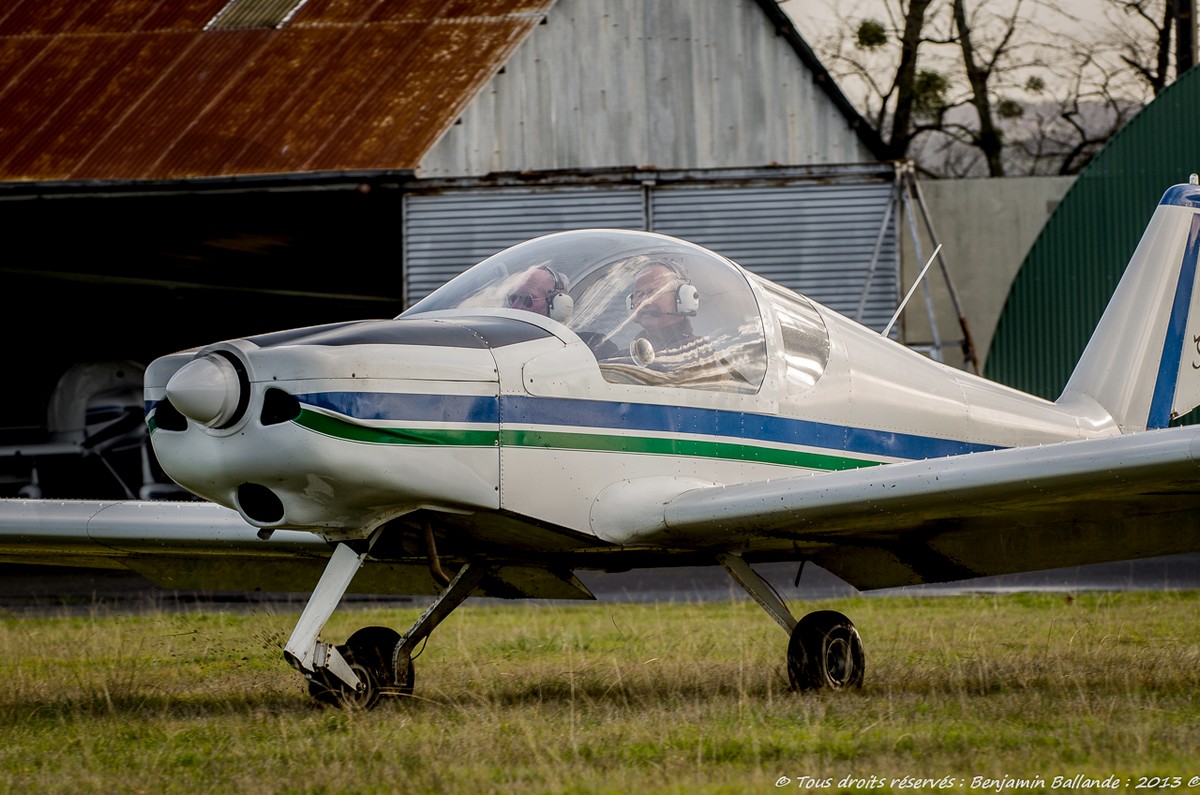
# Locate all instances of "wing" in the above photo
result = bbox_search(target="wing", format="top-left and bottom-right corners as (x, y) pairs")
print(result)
(593, 426), (1200, 590)
(0, 499), (593, 600)
(8, 427), (1199, 597)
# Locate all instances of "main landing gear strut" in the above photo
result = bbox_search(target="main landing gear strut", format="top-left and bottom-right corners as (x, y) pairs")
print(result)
(284, 543), (862, 709)
(719, 554), (865, 691)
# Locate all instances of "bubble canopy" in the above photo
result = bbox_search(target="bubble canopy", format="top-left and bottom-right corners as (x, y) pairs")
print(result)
(403, 229), (768, 392)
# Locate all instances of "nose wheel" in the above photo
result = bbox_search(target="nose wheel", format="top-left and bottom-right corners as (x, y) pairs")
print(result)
(786, 610), (865, 691)
(307, 626), (415, 709)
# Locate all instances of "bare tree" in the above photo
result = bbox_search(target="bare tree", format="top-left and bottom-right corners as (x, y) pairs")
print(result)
(1180, 0), (1197, 73)
(1104, 0), (1196, 94)
(1115, 0), (1179, 93)
(794, 0), (1160, 178)
(806, 0), (957, 168)
(1005, 52), (1143, 176)
(947, 1), (1146, 176)
(884, 0), (939, 160)
(949, 0), (1027, 175)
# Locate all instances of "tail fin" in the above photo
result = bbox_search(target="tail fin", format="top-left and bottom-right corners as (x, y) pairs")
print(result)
(1058, 182), (1200, 432)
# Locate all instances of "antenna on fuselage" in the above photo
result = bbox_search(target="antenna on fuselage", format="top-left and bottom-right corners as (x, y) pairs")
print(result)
(882, 243), (942, 339)
(859, 162), (979, 372)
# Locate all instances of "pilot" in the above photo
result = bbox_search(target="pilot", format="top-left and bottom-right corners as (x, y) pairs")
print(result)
(627, 261), (731, 382)
(506, 265), (573, 323)
(629, 261), (702, 352)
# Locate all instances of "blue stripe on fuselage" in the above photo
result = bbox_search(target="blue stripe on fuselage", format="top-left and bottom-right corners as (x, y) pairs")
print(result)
(300, 392), (500, 424)
(296, 392), (1001, 461)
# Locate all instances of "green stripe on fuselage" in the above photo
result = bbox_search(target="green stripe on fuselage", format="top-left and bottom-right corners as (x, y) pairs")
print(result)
(295, 409), (499, 447)
(503, 429), (880, 471)
(294, 410), (881, 471)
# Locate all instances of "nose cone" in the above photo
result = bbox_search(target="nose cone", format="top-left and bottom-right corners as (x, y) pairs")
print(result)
(165, 355), (244, 428)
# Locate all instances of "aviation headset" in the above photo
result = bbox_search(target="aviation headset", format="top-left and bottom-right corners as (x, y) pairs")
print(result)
(541, 265), (574, 324)
(627, 260), (700, 317)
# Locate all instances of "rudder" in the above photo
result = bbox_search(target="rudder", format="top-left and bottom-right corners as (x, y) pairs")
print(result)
(1058, 182), (1200, 432)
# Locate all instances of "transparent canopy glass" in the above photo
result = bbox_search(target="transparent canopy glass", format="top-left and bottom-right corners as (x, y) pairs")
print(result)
(404, 229), (768, 392)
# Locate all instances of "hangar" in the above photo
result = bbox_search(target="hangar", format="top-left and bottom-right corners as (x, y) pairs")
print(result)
(986, 67), (1200, 406)
(0, 0), (903, 496)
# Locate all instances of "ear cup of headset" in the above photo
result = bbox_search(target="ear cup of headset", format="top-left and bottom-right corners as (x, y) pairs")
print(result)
(627, 261), (699, 316)
(676, 283), (699, 316)
(548, 292), (574, 323)
(539, 266), (573, 323)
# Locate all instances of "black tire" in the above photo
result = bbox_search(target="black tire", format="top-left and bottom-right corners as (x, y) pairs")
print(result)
(786, 610), (865, 691)
(310, 657), (382, 710)
(306, 625), (409, 709)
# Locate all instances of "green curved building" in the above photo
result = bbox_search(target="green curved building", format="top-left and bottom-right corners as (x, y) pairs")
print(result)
(985, 68), (1200, 423)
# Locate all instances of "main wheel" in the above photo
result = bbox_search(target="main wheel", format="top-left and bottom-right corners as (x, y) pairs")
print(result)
(306, 625), (412, 709)
(787, 610), (865, 691)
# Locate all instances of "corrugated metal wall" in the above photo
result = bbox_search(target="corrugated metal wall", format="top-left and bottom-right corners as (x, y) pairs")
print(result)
(403, 166), (900, 331)
(403, 187), (646, 303)
(985, 67), (1200, 407)
(650, 181), (899, 327)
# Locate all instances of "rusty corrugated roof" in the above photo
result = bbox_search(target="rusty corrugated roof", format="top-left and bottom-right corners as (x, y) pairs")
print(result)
(0, 0), (554, 182)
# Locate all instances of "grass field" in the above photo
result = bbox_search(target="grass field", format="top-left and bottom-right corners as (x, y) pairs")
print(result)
(1, 591), (1199, 794)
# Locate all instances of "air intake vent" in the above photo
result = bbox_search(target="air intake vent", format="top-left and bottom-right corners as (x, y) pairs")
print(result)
(152, 398), (188, 432)
(207, 0), (309, 30)
(261, 388), (302, 426)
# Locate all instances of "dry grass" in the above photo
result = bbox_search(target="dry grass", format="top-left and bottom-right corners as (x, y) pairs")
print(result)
(1, 592), (1198, 793)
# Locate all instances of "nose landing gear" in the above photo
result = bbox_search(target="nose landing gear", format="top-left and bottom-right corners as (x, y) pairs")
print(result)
(307, 626), (415, 709)
(289, 541), (488, 709)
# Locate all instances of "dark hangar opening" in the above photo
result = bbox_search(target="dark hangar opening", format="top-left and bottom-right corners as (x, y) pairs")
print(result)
(0, 179), (407, 496)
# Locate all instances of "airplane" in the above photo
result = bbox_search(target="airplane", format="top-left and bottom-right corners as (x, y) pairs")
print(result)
(1, 177), (1200, 709)
(0, 360), (182, 501)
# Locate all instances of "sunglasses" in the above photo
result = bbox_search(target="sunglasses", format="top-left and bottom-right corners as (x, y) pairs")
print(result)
(507, 291), (541, 308)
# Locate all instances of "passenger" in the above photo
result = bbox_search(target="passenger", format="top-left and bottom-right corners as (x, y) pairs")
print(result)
(505, 265), (573, 322)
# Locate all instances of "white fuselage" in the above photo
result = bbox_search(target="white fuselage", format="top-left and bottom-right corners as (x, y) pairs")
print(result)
(146, 282), (1118, 544)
